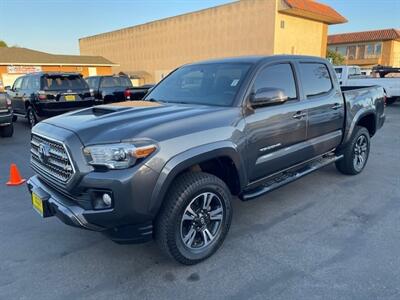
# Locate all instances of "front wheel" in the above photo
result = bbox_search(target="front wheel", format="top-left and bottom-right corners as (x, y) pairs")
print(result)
(336, 126), (370, 175)
(155, 172), (232, 265)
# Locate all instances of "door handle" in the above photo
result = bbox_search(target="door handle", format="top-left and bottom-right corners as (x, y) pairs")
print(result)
(331, 103), (342, 110)
(292, 111), (306, 119)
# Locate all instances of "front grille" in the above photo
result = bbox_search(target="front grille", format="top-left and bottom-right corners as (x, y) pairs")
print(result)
(30, 134), (74, 183)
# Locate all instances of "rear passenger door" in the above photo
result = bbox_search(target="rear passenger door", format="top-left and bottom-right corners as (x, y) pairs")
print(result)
(297, 62), (345, 157)
(244, 62), (307, 182)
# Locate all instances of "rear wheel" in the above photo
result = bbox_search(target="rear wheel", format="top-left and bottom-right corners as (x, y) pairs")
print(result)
(0, 123), (14, 137)
(155, 172), (232, 265)
(27, 106), (38, 128)
(336, 126), (370, 175)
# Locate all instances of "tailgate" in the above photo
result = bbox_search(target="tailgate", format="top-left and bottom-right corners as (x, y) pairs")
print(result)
(42, 89), (92, 102)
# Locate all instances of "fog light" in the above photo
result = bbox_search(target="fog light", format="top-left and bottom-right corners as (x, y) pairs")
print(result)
(91, 191), (113, 210)
(102, 193), (112, 206)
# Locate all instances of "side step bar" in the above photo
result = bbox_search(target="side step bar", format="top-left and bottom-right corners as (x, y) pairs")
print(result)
(241, 154), (343, 201)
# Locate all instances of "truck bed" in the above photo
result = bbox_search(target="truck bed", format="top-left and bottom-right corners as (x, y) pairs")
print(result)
(340, 85), (386, 144)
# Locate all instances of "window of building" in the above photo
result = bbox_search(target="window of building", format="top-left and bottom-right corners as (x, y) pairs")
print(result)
(253, 63), (297, 100)
(280, 20), (285, 29)
(357, 45), (366, 59)
(299, 63), (332, 98)
(375, 43), (382, 55)
(366, 44), (374, 56)
(336, 46), (347, 57)
(348, 46), (356, 60)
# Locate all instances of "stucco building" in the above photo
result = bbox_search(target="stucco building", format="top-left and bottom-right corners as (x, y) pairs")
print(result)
(79, 0), (346, 84)
(328, 28), (400, 68)
(0, 47), (116, 89)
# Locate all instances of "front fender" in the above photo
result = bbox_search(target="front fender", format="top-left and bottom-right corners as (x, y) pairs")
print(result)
(147, 141), (246, 215)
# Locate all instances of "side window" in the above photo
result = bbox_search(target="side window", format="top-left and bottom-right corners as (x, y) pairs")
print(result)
(31, 76), (40, 90)
(21, 77), (30, 90)
(13, 77), (24, 90)
(253, 63), (297, 100)
(299, 63), (333, 98)
(100, 77), (118, 88)
(86, 78), (94, 88)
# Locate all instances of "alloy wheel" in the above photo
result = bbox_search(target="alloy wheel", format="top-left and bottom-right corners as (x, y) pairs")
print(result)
(180, 192), (224, 251)
(353, 134), (368, 172)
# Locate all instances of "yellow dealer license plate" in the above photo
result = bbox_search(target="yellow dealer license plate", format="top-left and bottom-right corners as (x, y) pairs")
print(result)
(32, 192), (44, 217)
(65, 95), (76, 101)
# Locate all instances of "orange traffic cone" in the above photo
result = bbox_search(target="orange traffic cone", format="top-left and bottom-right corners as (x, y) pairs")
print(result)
(6, 164), (26, 186)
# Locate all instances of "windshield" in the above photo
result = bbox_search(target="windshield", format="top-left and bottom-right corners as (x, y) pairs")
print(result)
(145, 63), (252, 106)
(41, 75), (88, 91)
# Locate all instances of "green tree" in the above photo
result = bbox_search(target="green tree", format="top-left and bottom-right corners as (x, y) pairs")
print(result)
(0, 40), (7, 47)
(326, 48), (345, 65)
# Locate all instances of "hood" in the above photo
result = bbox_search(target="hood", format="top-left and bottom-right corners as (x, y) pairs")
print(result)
(43, 101), (236, 145)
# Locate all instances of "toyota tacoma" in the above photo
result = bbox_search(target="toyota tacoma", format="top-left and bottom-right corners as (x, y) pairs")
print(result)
(27, 56), (385, 264)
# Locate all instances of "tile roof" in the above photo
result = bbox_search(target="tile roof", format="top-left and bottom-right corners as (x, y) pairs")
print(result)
(283, 0), (347, 24)
(328, 28), (400, 44)
(0, 47), (116, 66)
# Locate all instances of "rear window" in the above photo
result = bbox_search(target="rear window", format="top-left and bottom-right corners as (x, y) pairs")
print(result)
(299, 63), (333, 98)
(100, 76), (132, 88)
(41, 75), (88, 91)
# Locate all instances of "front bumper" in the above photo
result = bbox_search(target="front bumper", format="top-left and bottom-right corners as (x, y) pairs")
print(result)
(27, 174), (155, 243)
(27, 175), (104, 231)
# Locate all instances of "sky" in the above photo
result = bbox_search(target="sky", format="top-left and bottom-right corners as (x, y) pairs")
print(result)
(0, 0), (399, 55)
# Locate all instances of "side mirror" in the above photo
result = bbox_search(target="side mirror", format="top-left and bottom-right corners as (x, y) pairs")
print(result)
(250, 88), (288, 107)
(4, 86), (11, 91)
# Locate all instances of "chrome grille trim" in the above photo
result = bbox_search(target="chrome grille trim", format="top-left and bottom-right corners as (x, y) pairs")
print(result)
(30, 133), (75, 184)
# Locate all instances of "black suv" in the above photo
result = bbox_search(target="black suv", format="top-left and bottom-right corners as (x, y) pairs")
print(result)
(7, 72), (94, 127)
(85, 75), (133, 104)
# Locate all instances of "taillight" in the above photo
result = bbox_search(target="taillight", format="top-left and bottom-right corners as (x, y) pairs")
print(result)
(124, 89), (131, 100)
(38, 91), (47, 101)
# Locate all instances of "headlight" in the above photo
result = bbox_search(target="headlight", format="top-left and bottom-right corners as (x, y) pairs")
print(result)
(83, 142), (156, 169)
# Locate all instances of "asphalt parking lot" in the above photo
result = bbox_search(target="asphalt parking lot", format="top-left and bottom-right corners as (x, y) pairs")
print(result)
(1, 104), (400, 300)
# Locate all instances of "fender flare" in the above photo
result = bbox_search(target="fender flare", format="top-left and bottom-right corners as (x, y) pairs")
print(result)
(344, 108), (376, 144)
(148, 141), (247, 214)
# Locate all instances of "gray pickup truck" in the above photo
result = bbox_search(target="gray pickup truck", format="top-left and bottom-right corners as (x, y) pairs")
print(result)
(0, 92), (14, 137)
(27, 56), (385, 264)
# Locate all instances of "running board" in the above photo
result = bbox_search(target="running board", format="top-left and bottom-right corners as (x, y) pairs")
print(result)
(241, 154), (343, 201)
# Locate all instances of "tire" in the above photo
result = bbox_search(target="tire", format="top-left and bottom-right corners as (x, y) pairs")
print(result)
(335, 126), (370, 175)
(27, 106), (38, 128)
(12, 115), (17, 122)
(0, 123), (14, 137)
(155, 172), (232, 265)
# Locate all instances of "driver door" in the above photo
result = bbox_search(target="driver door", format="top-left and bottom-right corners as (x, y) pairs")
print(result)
(10, 76), (24, 114)
(244, 63), (307, 182)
